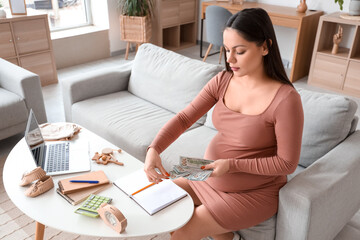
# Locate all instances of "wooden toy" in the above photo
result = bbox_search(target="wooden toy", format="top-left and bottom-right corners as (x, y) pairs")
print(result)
(91, 148), (124, 166)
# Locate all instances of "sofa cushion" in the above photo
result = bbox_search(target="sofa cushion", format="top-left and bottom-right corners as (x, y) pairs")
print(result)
(287, 165), (305, 181)
(0, 88), (28, 129)
(298, 88), (358, 168)
(204, 106), (216, 130)
(72, 91), (202, 162)
(334, 209), (360, 240)
(128, 43), (223, 124)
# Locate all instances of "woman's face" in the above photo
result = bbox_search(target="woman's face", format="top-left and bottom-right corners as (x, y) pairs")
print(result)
(223, 28), (268, 78)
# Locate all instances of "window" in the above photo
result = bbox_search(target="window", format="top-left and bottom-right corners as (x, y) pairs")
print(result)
(25, 0), (92, 31)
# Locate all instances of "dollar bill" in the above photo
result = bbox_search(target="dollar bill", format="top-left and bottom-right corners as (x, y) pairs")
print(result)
(179, 156), (214, 168)
(169, 156), (214, 181)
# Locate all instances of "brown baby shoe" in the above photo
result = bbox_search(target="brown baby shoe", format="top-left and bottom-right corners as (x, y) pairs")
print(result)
(19, 167), (47, 186)
(25, 176), (54, 198)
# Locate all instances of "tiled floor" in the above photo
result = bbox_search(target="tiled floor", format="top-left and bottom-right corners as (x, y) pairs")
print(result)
(1, 44), (360, 239)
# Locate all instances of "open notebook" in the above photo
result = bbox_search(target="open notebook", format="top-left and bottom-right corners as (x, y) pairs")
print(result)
(114, 169), (187, 215)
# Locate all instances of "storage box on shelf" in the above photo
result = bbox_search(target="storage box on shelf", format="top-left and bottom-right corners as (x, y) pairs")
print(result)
(0, 14), (57, 86)
(152, 0), (198, 50)
(308, 12), (360, 97)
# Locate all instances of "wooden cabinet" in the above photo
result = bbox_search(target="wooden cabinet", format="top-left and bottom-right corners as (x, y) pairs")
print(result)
(308, 13), (360, 97)
(0, 14), (57, 86)
(0, 23), (16, 58)
(152, 0), (198, 50)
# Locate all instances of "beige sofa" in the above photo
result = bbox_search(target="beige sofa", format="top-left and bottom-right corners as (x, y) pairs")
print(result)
(62, 44), (360, 240)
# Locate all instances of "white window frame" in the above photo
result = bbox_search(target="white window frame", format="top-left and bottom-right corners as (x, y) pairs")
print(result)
(50, 0), (93, 32)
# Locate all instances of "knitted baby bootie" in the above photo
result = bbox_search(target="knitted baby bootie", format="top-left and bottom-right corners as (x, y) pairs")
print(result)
(25, 176), (54, 197)
(19, 167), (46, 186)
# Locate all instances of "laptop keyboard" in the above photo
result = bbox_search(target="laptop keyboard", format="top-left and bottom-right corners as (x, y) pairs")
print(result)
(46, 143), (70, 172)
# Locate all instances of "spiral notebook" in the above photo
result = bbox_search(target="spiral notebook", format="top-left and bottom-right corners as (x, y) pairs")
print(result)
(113, 169), (187, 215)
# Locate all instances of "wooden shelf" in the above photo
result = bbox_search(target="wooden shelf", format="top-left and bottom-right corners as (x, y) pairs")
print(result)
(318, 47), (350, 59)
(152, 0), (198, 51)
(308, 12), (360, 97)
(350, 56), (360, 62)
(0, 14), (57, 86)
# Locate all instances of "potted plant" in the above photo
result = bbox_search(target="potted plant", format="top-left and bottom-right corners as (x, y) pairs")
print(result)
(118, 0), (154, 44)
(335, 0), (344, 10)
(335, 0), (360, 16)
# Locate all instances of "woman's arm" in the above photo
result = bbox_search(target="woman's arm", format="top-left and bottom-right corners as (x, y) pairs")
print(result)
(145, 72), (226, 182)
(149, 72), (226, 154)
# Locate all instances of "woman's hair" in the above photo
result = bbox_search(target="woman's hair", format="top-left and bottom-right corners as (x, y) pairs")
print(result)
(224, 8), (293, 87)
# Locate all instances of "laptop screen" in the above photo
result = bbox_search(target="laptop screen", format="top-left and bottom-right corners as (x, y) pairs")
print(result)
(25, 110), (45, 167)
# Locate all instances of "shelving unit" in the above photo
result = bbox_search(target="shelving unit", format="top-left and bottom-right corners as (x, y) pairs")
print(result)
(0, 14), (58, 86)
(152, 0), (198, 51)
(308, 12), (360, 97)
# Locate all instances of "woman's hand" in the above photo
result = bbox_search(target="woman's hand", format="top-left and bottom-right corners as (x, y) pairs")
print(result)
(144, 147), (169, 183)
(201, 159), (230, 177)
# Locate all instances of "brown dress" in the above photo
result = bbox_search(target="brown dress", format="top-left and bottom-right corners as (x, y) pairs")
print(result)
(149, 71), (304, 230)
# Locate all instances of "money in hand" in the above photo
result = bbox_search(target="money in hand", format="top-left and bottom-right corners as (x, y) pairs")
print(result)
(169, 156), (214, 181)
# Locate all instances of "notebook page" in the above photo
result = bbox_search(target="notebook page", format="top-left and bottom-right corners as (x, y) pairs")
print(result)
(113, 169), (187, 215)
(113, 169), (152, 195)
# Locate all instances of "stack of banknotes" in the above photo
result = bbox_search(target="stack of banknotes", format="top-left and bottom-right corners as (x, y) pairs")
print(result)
(169, 156), (214, 181)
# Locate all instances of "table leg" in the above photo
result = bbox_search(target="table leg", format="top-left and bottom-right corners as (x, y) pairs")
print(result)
(35, 222), (45, 240)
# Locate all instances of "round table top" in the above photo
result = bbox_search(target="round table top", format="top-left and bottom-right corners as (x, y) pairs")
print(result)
(3, 128), (194, 238)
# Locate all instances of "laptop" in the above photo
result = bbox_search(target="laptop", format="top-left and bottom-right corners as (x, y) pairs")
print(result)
(25, 109), (91, 176)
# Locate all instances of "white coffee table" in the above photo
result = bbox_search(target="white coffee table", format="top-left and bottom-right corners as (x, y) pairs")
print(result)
(3, 127), (194, 240)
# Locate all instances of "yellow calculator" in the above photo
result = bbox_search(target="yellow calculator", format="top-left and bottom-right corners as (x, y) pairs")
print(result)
(75, 194), (112, 218)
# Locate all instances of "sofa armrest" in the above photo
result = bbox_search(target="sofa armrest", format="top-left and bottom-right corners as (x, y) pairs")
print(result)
(0, 58), (47, 123)
(276, 130), (360, 240)
(61, 64), (132, 121)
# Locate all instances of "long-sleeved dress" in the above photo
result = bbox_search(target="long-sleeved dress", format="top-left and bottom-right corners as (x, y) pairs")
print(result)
(149, 71), (304, 230)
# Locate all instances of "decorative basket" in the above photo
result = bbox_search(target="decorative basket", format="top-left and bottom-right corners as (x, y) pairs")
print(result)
(120, 15), (152, 43)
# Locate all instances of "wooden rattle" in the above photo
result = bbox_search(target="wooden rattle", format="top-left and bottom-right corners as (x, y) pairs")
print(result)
(91, 148), (124, 166)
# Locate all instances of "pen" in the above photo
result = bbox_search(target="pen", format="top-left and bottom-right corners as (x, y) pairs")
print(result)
(70, 180), (99, 184)
(131, 182), (156, 196)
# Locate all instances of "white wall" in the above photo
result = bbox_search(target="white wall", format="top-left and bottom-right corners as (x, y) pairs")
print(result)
(107, 0), (127, 54)
(52, 0), (111, 69)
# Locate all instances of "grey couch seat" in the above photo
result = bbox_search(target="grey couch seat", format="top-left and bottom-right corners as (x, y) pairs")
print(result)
(0, 88), (28, 129)
(72, 91), (202, 161)
(0, 58), (47, 140)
